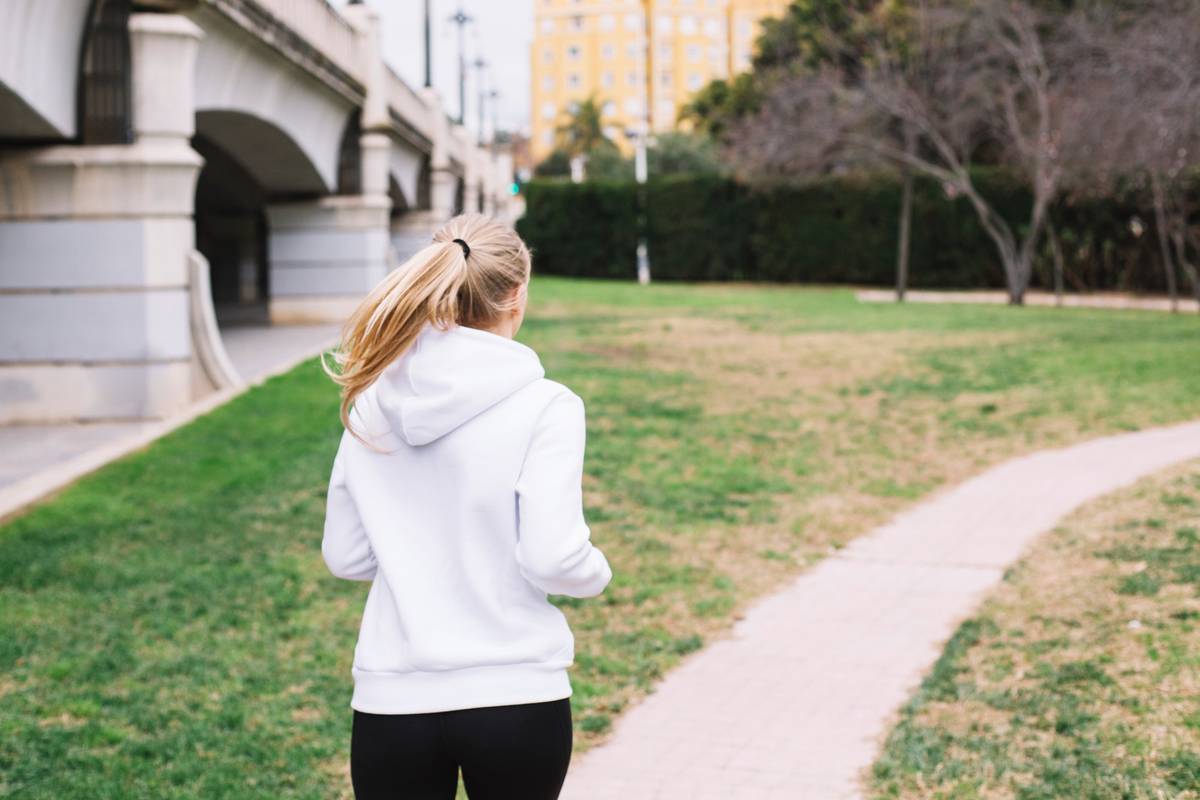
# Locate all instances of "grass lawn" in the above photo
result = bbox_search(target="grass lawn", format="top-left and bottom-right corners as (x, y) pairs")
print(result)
(870, 460), (1200, 799)
(2, 278), (1200, 798)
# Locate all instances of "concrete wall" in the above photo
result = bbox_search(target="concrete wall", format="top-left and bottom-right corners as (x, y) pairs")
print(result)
(0, 0), (92, 139)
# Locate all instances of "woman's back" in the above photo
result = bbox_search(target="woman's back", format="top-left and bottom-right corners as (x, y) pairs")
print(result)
(324, 324), (610, 714)
(321, 214), (609, 799)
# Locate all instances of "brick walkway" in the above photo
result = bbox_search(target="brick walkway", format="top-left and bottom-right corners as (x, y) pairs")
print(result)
(561, 421), (1200, 800)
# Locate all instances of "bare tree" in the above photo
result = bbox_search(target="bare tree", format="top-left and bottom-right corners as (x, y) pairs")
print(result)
(733, 0), (1095, 305)
(896, 123), (916, 302)
(1064, 1), (1200, 311)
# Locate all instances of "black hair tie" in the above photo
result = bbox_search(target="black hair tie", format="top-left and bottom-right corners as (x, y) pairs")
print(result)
(452, 238), (471, 258)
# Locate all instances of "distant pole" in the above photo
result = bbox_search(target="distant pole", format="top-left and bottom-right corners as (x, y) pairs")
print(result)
(474, 58), (487, 145)
(635, 2), (650, 285)
(448, 6), (473, 125)
(489, 88), (500, 141)
(423, 0), (432, 88)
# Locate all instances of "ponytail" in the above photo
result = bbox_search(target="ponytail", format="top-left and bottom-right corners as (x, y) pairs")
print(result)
(324, 214), (532, 443)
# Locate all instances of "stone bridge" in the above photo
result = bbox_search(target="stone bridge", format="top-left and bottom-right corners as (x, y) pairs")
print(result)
(0, 0), (513, 424)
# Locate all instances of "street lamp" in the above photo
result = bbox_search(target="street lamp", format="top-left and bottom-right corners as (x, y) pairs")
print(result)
(448, 6), (473, 125)
(474, 57), (488, 146)
(635, 2), (650, 285)
(423, 0), (432, 88)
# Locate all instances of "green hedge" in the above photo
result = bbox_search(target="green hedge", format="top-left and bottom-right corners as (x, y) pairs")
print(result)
(516, 173), (1173, 292)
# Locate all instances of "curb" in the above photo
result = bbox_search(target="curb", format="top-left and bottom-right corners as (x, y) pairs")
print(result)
(0, 338), (338, 526)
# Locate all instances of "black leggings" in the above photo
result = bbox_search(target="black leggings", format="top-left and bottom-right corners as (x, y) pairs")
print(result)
(351, 699), (573, 800)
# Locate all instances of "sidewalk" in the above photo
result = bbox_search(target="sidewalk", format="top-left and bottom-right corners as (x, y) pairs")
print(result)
(857, 288), (1200, 313)
(0, 323), (339, 521)
(560, 420), (1200, 800)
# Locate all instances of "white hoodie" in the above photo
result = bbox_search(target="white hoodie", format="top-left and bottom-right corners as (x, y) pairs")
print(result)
(322, 324), (612, 715)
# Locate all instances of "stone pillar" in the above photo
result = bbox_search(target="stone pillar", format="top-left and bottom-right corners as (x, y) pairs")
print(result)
(389, 87), (459, 264)
(456, 127), (481, 215)
(493, 147), (516, 224)
(0, 14), (204, 423)
(266, 4), (392, 324)
(266, 196), (391, 324)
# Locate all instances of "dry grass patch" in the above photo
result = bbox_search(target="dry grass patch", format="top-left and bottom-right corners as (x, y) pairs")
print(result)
(871, 462), (1200, 799)
(513, 284), (1200, 749)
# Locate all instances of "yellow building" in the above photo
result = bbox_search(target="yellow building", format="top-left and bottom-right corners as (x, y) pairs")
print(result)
(530, 0), (790, 161)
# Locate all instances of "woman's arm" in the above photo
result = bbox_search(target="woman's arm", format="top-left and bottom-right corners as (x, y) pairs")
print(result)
(514, 391), (612, 598)
(322, 439), (378, 581)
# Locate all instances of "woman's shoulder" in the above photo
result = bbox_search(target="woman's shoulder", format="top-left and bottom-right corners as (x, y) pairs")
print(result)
(514, 378), (585, 419)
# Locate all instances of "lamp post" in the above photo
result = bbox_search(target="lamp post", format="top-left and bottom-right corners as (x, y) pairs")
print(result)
(489, 88), (500, 143)
(474, 57), (487, 146)
(423, 0), (432, 88)
(635, 0), (650, 285)
(448, 6), (473, 125)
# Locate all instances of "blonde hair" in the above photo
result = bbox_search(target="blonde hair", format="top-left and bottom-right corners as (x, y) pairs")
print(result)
(325, 213), (532, 440)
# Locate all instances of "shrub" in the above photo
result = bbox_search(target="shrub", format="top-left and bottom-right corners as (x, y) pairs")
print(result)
(518, 172), (1175, 292)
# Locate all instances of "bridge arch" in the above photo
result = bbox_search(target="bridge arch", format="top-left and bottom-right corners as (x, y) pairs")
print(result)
(190, 4), (356, 194)
(0, 0), (95, 140)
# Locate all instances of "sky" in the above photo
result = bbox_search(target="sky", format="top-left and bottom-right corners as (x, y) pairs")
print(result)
(330, 0), (536, 139)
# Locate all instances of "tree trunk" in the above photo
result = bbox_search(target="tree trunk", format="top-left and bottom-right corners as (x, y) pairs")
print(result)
(1151, 171), (1180, 313)
(1168, 188), (1200, 313)
(1172, 230), (1200, 311)
(895, 126), (916, 303)
(1047, 219), (1065, 307)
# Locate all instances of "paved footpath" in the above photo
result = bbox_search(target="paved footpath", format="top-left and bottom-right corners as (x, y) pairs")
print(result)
(561, 421), (1200, 800)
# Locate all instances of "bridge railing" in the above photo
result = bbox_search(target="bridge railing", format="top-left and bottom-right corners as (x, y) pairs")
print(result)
(386, 67), (433, 143)
(253, 0), (364, 84)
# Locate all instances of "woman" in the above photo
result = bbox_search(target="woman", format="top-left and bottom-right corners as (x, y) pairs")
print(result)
(322, 214), (612, 799)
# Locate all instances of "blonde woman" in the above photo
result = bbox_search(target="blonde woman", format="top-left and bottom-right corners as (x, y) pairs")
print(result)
(321, 214), (612, 800)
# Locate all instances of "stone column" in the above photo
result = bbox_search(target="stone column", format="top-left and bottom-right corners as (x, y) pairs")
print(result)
(389, 87), (459, 264)
(456, 126), (481, 215)
(266, 4), (392, 324)
(0, 14), (204, 423)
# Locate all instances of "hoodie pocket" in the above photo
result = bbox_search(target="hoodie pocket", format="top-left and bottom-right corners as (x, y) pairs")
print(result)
(353, 577), (418, 674)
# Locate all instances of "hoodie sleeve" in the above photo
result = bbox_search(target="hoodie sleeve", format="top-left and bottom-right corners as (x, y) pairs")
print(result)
(322, 441), (378, 582)
(514, 391), (613, 598)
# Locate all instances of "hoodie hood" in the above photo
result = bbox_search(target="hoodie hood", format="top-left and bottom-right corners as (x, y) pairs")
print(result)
(367, 325), (545, 446)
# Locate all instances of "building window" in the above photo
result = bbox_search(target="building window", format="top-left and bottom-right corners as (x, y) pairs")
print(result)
(599, 14), (615, 32)
(568, 73), (581, 89)
(566, 44), (580, 61)
(542, 48), (554, 63)
(661, 71), (673, 87)
(706, 18), (723, 37)
(658, 15), (673, 34)
(542, 130), (554, 146)
(540, 19), (555, 35)
(569, 16), (583, 31)
(708, 44), (720, 62)
(687, 44), (701, 62)
(660, 44), (673, 60)
(601, 71), (615, 88)
(627, 70), (638, 87)
(541, 101), (557, 120)
(687, 72), (703, 90)
(542, 76), (555, 91)
(602, 101), (617, 117)
(624, 97), (641, 116)
(602, 43), (615, 60)
(603, 125), (620, 140)
(624, 13), (642, 31)
(659, 99), (676, 119)
(567, 100), (580, 114)
(739, 20), (752, 37)
(626, 42), (639, 59)
(680, 16), (698, 35)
